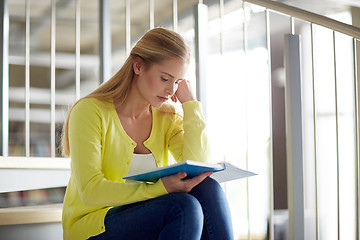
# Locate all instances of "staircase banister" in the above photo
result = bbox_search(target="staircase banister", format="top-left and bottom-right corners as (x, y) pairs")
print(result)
(244, 0), (360, 39)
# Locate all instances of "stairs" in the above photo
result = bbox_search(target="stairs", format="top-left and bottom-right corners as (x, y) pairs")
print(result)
(0, 157), (70, 240)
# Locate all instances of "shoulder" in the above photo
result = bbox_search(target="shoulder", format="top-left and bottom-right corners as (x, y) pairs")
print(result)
(70, 98), (113, 121)
(74, 97), (111, 108)
(72, 98), (111, 113)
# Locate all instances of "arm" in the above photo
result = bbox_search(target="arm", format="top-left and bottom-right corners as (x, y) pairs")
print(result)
(168, 81), (213, 163)
(164, 80), (213, 192)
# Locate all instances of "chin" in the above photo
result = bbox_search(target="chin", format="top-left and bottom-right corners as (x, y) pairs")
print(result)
(150, 101), (164, 108)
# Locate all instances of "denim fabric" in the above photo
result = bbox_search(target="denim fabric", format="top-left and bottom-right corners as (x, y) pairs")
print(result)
(88, 177), (233, 240)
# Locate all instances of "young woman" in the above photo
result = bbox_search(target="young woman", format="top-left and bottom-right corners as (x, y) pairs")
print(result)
(61, 27), (234, 240)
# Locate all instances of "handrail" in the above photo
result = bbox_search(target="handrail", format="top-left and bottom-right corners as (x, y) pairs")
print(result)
(244, 0), (360, 39)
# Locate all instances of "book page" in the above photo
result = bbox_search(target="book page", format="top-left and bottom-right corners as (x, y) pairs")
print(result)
(210, 162), (257, 183)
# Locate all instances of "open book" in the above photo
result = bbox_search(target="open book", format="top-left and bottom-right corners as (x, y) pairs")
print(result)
(123, 160), (257, 183)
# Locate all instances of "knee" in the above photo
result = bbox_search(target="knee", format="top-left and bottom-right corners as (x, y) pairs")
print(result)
(202, 176), (220, 188)
(167, 193), (204, 222)
(158, 193), (204, 239)
(191, 177), (223, 195)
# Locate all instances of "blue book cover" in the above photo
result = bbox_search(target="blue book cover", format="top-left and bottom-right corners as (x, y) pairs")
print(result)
(123, 160), (224, 182)
(123, 160), (257, 183)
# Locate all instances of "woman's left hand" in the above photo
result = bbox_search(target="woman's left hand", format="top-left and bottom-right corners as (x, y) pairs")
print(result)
(161, 171), (212, 193)
(172, 80), (196, 104)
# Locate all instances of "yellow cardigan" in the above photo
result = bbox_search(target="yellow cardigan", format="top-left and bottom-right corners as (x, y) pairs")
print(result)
(62, 98), (212, 240)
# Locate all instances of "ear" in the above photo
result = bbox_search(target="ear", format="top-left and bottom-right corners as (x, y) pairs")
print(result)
(133, 57), (143, 75)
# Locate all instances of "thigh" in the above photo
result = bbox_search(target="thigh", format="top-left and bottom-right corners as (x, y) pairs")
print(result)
(89, 193), (204, 240)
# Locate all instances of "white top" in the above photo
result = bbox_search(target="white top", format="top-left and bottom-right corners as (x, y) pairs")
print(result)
(127, 153), (157, 175)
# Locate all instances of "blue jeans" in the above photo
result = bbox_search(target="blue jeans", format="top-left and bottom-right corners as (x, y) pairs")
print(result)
(89, 177), (233, 240)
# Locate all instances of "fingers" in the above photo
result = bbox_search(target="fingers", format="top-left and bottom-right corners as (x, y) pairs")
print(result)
(161, 171), (212, 193)
(175, 80), (196, 103)
(182, 171), (212, 188)
(174, 171), (187, 179)
(161, 172), (186, 193)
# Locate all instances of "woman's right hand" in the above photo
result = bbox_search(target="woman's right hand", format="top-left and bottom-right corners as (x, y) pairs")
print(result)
(161, 171), (212, 193)
(173, 80), (196, 104)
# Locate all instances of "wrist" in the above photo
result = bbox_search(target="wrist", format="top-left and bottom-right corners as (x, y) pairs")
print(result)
(180, 98), (196, 104)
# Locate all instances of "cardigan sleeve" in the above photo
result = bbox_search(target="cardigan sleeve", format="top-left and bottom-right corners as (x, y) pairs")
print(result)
(68, 99), (168, 207)
(168, 101), (212, 164)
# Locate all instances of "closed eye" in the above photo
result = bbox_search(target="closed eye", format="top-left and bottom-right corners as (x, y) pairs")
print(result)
(161, 77), (169, 82)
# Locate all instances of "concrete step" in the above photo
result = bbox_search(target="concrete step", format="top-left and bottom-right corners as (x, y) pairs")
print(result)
(0, 204), (63, 240)
(0, 157), (70, 193)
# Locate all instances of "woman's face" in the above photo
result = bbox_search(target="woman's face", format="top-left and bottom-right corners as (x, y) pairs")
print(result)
(133, 58), (188, 108)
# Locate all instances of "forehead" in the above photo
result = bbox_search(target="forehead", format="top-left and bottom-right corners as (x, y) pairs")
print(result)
(151, 59), (188, 79)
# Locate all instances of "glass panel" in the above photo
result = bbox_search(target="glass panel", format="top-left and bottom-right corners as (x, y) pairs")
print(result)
(179, 2), (196, 110)
(55, 0), (76, 157)
(206, 2), (270, 239)
(268, 9), (291, 240)
(110, 0), (126, 75)
(29, 0), (52, 157)
(312, 24), (338, 240)
(8, 0), (101, 157)
(9, 68), (26, 155)
(302, 11), (356, 238)
(130, 0), (149, 47)
(299, 20), (318, 240)
(154, 0), (173, 29)
(79, 0), (99, 98)
(8, 0), (26, 156)
(334, 31), (356, 240)
(246, 5), (270, 240)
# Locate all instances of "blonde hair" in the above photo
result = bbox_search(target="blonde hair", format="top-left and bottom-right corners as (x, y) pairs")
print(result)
(61, 28), (190, 156)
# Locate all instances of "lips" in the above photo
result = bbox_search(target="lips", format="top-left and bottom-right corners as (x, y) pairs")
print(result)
(158, 96), (168, 102)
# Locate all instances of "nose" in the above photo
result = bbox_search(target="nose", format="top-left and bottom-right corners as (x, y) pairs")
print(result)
(166, 82), (178, 95)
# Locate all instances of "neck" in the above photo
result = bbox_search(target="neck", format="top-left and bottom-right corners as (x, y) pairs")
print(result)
(115, 89), (151, 120)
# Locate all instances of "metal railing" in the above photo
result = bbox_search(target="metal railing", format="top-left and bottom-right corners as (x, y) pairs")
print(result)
(242, 0), (360, 239)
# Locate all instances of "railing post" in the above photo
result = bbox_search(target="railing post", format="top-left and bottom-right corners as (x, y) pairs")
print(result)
(0, 0), (8, 157)
(284, 34), (305, 240)
(99, 0), (111, 83)
(194, 2), (208, 118)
